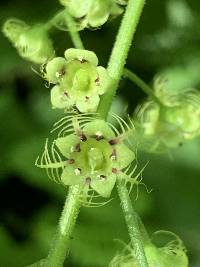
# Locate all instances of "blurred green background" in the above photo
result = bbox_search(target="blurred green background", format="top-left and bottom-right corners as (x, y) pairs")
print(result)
(0, 0), (200, 266)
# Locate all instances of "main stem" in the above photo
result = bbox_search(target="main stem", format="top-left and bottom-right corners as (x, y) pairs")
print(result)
(47, 185), (82, 267)
(97, 0), (146, 120)
(117, 183), (148, 266)
(97, 0), (148, 266)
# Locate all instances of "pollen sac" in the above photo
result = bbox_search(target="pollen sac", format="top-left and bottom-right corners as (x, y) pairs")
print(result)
(134, 87), (200, 153)
(53, 119), (135, 198)
(46, 48), (111, 112)
(3, 19), (54, 64)
(59, 0), (125, 29)
(109, 232), (188, 267)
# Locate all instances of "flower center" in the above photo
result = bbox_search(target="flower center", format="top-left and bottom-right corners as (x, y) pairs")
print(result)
(88, 147), (104, 172)
(75, 69), (90, 92)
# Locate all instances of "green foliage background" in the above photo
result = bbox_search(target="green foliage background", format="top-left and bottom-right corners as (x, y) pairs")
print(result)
(0, 0), (200, 266)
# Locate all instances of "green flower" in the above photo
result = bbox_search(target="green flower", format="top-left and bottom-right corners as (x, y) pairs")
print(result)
(2, 19), (54, 64)
(59, 0), (125, 29)
(134, 87), (200, 152)
(45, 49), (111, 113)
(109, 232), (188, 267)
(36, 116), (135, 198)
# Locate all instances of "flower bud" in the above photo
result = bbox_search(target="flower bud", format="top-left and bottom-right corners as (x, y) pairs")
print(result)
(59, 0), (125, 29)
(45, 49), (111, 112)
(3, 19), (54, 64)
(134, 87), (200, 152)
(2, 18), (28, 42)
(109, 232), (188, 267)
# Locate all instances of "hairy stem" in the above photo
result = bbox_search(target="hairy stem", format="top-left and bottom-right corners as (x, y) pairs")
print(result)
(117, 182), (149, 267)
(47, 185), (82, 267)
(136, 214), (151, 244)
(123, 68), (163, 105)
(45, 12), (85, 267)
(98, 1), (148, 265)
(97, 0), (146, 119)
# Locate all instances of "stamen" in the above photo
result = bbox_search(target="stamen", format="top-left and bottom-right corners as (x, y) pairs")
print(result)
(78, 56), (87, 63)
(97, 175), (107, 181)
(90, 131), (104, 141)
(85, 96), (90, 102)
(109, 139), (119, 145)
(95, 77), (100, 86)
(74, 168), (81, 175)
(96, 135), (104, 141)
(60, 69), (66, 76)
(75, 143), (81, 152)
(64, 91), (68, 97)
(112, 168), (118, 174)
(61, 92), (69, 101)
(71, 143), (81, 153)
(110, 149), (117, 160)
(79, 133), (87, 142)
(85, 177), (91, 184)
(56, 68), (66, 78)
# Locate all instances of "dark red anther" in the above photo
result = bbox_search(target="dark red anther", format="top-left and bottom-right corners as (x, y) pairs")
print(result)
(96, 135), (104, 141)
(74, 143), (81, 152)
(112, 168), (118, 174)
(85, 96), (90, 102)
(90, 134), (104, 141)
(85, 177), (91, 184)
(95, 77), (100, 86)
(109, 139), (118, 145)
(110, 148), (117, 160)
(60, 68), (66, 76)
(80, 59), (87, 64)
(80, 133), (87, 142)
(68, 159), (75, 164)
(64, 91), (69, 97)
(100, 175), (107, 180)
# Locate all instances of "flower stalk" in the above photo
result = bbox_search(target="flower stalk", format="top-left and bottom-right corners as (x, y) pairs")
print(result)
(117, 182), (149, 267)
(47, 185), (82, 267)
(97, 0), (146, 120)
(63, 10), (84, 50)
(123, 68), (163, 106)
(46, 9), (84, 50)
